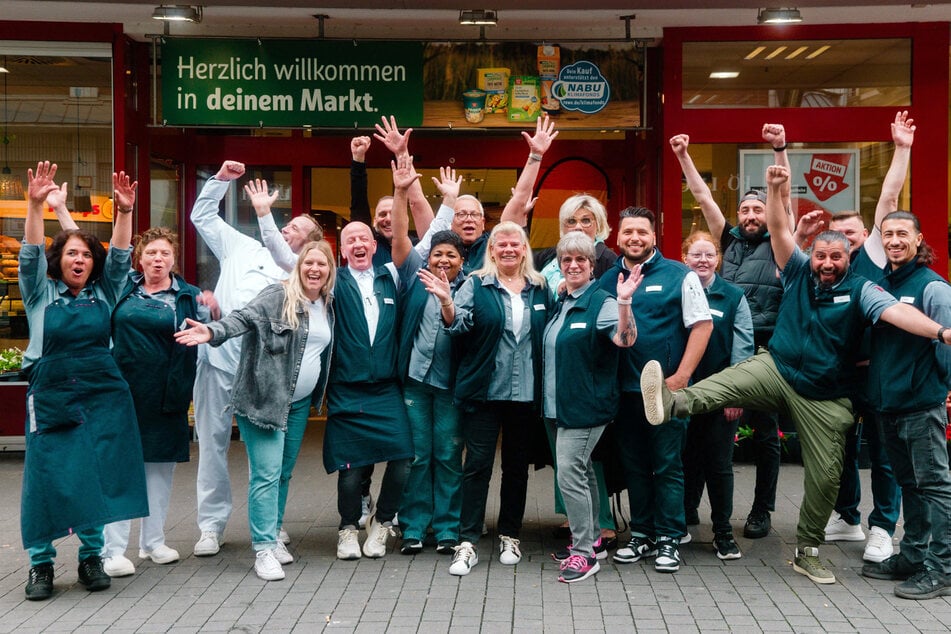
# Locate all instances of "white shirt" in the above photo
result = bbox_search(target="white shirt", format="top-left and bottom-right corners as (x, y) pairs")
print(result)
(349, 265), (379, 345)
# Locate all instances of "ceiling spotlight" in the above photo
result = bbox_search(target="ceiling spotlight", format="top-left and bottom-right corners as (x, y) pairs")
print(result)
(757, 8), (802, 24)
(152, 5), (203, 22)
(459, 9), (498, 26)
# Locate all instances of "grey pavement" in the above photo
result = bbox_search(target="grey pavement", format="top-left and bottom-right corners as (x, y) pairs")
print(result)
(0, 423), (949, 633)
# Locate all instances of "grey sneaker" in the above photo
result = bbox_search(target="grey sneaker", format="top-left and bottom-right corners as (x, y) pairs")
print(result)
(641, 360), (673, 425)
(894, 568), (951, 600)
(862, 553), (922, 580)
(793, 546), (835, 584)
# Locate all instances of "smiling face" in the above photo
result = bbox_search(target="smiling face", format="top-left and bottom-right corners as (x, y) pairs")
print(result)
(683, 238), (719, 286)
(60, 235), (95, 294)
(563, 207), (598, 240)
(139, 237), (175, 288)
(451, 197), (486, 246)
(374, 197), (394, 240)
(560, 252), (593, 293)
(299, 245), (331, 300)
(428, 242), (463, 282)
(810, 238), (851, 288)
(489, 231), (527, 276)
(617, 216), (655, 266)
(829, 215), (868, 251)
(340, 222), (377, 271)
(737, 199), (767, 240)
(881, 217), (922, 269)
(281, 215), (319, 254)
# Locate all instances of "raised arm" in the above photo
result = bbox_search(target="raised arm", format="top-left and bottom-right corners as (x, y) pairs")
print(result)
(25, 161), (60, 245)
(612, 264), (643, 347)
(245, 178), (296, 272)
(764, 164), (795, 270)
(374, 115), (434, 236)
(390, 154), (421, 268)
(501, 114), (558, 226)
(670, 134), (726, 241)
(762, 123), (794, 232)
(350, 135), (372, 225)
(45, 181), (79, 231)
(876, 111), (915, 229)
(111, 171), (137, 249)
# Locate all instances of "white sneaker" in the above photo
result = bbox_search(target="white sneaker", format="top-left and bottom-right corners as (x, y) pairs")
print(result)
(358, 494), (374, 529)
(278, 527), (291, 545)
(273, 540), (294, 565)
(449, 541), (478, 576)
(254, 549), (285, 581)
(103, 554), (135, 577)
(863, 526), (894, 563)
(680, 532), (693, 545)
(824, 513), (864, 542)
(337, 527), (362, 560)
(499, 535), (521, 565)
(194, 531), (223, 556)
(363, 517), (396, 558)
(139, 544), (180, 564)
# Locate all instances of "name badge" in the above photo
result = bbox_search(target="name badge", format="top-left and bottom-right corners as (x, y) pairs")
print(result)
(900, 296), (915, 304)
(383, 297), (395, 305)
(833, 295), (850, 304)
(570, 322), (587, 329)
(710, 309), (724, 318)
(533, 304), (546, 311)
(645, 285), (663, 293)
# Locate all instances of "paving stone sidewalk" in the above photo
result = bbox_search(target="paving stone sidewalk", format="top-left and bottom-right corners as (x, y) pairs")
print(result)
(0, 425), (948, 633)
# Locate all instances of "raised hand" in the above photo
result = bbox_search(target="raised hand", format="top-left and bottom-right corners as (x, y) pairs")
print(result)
(891, 110), (915, 148)
(351, 135), (371, 162)
(113, 171), (138, 212)
(391, 154), (420, 191)
(617, 264), (643, 302)
(762, 123), (786, 149)
(45, 181), (69, 211)
(522, 113), (558, 156)
(766, 164), (789, 188)
(417, 267), (452, 304)
(669, 134), (689, 156)
(27, 161), (60, 204)
(243, 179), (279, 217)
(374, 115), (411, 157)
(433, 166), (462, 200)
(215, 160), (245, 181)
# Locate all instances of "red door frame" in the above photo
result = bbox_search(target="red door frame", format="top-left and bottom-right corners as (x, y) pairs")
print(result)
(660, 22), (950, 272)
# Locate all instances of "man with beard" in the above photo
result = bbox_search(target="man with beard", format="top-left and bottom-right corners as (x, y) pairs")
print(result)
(597, 206), (712, 574)
(670, 125), (793, 540)
(640, 164), (951, 586)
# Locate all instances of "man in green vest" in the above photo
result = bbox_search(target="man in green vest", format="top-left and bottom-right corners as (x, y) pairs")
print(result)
(640, 163), (951, 586)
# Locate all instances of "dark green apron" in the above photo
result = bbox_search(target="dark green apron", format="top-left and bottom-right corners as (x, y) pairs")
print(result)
(20, 295), (148, 548)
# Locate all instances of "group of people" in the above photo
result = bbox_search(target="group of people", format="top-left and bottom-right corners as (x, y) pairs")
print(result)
(17, 110), (951, 600)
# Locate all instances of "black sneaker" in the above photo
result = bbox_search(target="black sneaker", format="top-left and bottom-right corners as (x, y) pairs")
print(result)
(77, 555), (111, 591)
(400, 538), (423, 555)
(654, 537), (681, 573)
(25, 563), (54, 601)
(685, 508), (700, 526)
(743, 511), (771, 539)
(714, 533), (742, 560)
(613, 535), (656, 564)
(862, 553), (923, 580)
(552, 537), (610, 562)
(435, 540), (457, 555)
(894, 568), (951, 600)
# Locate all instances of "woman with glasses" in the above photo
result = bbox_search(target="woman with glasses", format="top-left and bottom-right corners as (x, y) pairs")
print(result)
(680, 231), (754, 560)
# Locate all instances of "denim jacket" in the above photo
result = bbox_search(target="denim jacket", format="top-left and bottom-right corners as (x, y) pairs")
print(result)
(207, 283), (335, 431)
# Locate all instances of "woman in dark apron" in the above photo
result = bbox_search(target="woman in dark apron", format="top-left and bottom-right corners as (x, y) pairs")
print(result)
(19, 161), (148, 601)
(101, 227), (208, 577)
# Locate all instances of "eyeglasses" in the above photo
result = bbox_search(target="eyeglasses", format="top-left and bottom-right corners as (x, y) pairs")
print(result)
(454, 211), (484, 219)
(686, 252), (718, 261)
(565, 217), (595, 228)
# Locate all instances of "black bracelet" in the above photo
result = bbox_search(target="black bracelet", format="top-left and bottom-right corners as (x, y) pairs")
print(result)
(773, 144), (787, 152)
(938, 327), (948, 343)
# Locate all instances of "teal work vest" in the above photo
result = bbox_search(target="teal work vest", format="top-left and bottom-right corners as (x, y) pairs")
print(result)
(695, 275), (745, 381)
(331, 267), (400, 384)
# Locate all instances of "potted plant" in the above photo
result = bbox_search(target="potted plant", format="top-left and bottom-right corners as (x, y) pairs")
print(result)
(0, 347), (24, 381)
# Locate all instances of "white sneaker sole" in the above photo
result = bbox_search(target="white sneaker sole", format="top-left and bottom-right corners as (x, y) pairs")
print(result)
(793, 562), (836, 584)
(449, 554), (479, 576)
(641, 360), (668, 425)
(139, 549), (180, 565)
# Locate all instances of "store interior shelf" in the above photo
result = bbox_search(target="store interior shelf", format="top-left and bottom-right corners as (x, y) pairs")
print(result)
(421, 100), (640, 130)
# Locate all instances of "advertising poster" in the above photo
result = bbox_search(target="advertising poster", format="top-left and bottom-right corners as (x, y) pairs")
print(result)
(740, 149), (860, 216)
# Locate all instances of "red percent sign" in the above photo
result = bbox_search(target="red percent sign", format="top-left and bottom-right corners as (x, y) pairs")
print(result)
(803, 153), (852, 203)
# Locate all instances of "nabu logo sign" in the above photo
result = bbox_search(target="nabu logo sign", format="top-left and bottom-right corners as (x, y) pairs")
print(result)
(551, 61), (610, 114)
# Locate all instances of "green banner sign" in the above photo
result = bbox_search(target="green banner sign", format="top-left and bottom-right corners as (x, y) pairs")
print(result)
(161, 39), (423, 127)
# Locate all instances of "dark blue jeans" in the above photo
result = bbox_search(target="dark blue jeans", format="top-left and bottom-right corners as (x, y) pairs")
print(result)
(458, 401), (535, 543)
(683, 409), (739, 536)
(879, 404), (951, 575)
(834, 408), (901, 533)
(618, 391), (687, 540)
(338, 459), (410, 529)
(746, 409), (780, 515)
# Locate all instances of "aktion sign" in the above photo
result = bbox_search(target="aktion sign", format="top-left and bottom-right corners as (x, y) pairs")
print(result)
(161, 39), (423, 127)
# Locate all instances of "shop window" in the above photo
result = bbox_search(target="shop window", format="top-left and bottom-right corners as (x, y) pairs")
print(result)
(677, 141), (908, 242)
(683, 39), (910, 108)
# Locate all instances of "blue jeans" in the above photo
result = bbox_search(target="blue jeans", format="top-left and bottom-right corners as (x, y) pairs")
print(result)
(338, 459), (410, 529)
(683, 409), (739, 536)
(553, 421), (606, 559)
(399, 380), (463, 543)
(834, 407), (901, 533)
(879, 405), (951, 574)
(235, 397), (311, 551)
(29, 525), (104, 566)
(618, 391), (687, 540)
(458, 401), (535, 543)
